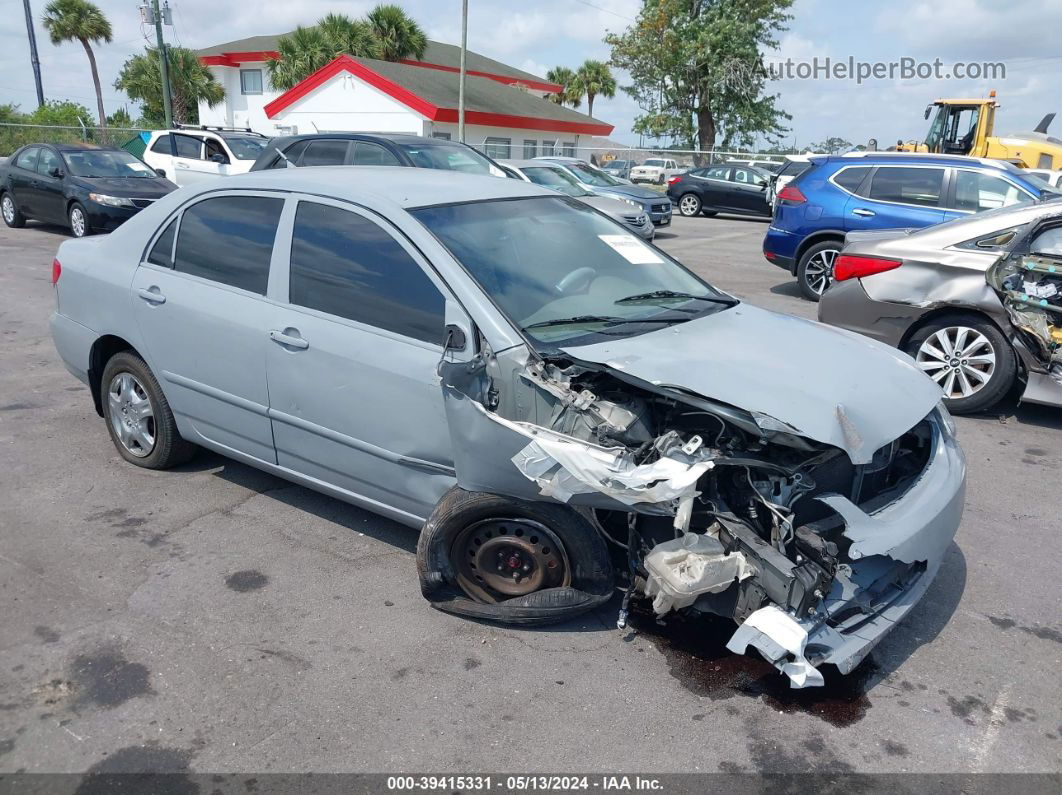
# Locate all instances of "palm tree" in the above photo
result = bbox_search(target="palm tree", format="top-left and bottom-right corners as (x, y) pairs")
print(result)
(116, 46), (224, 126)
(545, 67), (581, 108)
(42, 0), (111, 132)
(574, 60), (616, 118)
(267, 26), (337, 91)
(318, 12), (381, 60)
(366, 3), (427, 61)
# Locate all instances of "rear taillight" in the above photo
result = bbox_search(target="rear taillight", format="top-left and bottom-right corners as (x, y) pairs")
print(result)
(51, 258), (61, 285)
(775, 183), (806, 203)
(833, 254), (902, 281)
(668, 176), (682, 185)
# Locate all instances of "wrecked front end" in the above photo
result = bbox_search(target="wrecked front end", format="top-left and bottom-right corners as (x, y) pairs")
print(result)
(426, 319), (965, 688)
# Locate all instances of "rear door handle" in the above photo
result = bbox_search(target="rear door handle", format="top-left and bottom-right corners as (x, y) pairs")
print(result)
(852, 208), (876, 217)
(269, 329), (309, 350)
(137, 287), (166, 304)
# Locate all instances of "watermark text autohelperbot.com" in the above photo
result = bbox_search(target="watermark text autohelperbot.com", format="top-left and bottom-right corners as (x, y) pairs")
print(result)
(765, 56), (1006, 84)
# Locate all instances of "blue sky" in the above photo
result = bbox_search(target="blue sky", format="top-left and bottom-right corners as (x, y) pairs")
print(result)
(2, 0), (1060, 150)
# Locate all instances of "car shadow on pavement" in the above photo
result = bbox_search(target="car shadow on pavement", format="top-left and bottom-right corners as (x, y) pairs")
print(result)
(172, 451), (419, 554)
(768, 280), (803, 299)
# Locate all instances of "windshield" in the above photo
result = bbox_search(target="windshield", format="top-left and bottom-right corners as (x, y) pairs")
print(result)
(605, 160), (629, 169)
(521, 166), (592, 197)
(402, 143), (501, 176)
(62, 149), (156, 178)
(411, 196), (732, 347)
(221, 134), (267, 160)
(564, 161), (624, 187)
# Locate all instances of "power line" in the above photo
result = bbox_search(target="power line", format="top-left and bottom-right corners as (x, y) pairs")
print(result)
(571, 0), (637, 23)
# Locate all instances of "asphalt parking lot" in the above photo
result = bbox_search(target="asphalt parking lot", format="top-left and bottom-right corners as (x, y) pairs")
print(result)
(1, 213), (1060, 777)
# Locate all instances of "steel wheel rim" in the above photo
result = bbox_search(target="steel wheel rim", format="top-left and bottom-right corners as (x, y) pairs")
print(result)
(70, 207), (85, 237)
(107, 372), (156, 457)
(452, 518), (571, 603)
(915, 326), (996, 399)
(804, 249), (838, 295)
(679, 195), (700, 216)
(2, 196), (14, 224)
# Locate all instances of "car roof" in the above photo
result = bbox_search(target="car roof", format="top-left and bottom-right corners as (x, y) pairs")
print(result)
(182, 165), (551, 208)
(823, 151), (1021, 172)
(28, 142), (119, 152)
(272, 132), (454, 146)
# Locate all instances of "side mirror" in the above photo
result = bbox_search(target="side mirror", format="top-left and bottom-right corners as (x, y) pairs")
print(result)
(444, 324), (467, 351)
(155, 168), (166, 178)
(210, 153), (227, 164)
(48, 167), (63, 179)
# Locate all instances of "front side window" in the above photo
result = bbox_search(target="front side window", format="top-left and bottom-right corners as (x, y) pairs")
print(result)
(173, 196), (283, 293)
(300, 139), (350, 166)
(869, 167), (943, 207)
(352, 141), (401, 166)
(240, 69), (263, 95)
(267, 139), (310, 169)
(15, 147), (40, 171)
(288, 201), (444, 344)
(954, 171), (1032, 212)
(483, 138), (511, 160)
(37, 148), (61, 176)
(523, 140), (537, 159)
(411, 197), (733, 347)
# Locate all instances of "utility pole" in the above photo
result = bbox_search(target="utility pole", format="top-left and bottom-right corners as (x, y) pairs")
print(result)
(147, 0), (173, 129)
(458, 0), (467, 143)
(22, 0), (44, 108)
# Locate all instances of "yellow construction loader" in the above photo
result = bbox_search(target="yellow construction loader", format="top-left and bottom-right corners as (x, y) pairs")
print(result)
(896, 91), (1062, 169)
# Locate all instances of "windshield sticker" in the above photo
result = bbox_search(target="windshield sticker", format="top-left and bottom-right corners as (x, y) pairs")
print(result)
(598, 234), (664, 264)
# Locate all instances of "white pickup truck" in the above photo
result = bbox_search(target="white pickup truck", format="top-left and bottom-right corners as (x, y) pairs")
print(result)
(629, 157), (683, 185)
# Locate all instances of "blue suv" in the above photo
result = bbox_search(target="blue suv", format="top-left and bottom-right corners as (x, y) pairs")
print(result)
(763, 153), (1054, 300)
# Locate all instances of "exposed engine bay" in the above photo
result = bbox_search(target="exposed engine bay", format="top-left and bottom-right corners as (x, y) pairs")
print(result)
(990, 252), (1062, 384)
(430, 338), (951, 688)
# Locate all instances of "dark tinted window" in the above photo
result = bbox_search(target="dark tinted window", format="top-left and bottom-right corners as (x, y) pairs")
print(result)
(289, 202), (444, 344)
(833, 166), (871, 194)
(15, 147), (40, 171)
(267, 139), (310, 169)
(150, 134), (171, 153)
(352, 141), (402, 166)
(172, 134), (203, 159)
(147, 219), (177, 267)
(779, 160), (810, 178)
(703, 165), (730, 180)
(174, 196), (283, 293)
(37, 148), (61, 176)
(869, 166), (942, 207)
(300, 139), (350, 166)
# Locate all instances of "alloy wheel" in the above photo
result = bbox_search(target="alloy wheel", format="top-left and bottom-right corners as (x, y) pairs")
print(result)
(70, 207), (86, 237)
(107, 372), (156, 457)
(452, 518), (571, 602)
(915, 326), (996, 399)
(1, 196), (14, 224)
(803, 249), (838, 295)
(679, 195), (701, 216)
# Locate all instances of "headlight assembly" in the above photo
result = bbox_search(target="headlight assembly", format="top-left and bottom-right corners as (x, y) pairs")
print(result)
(88, 193), (135, 207)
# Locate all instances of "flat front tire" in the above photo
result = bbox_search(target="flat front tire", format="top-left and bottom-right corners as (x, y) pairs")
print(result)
(100, 351), (196, 468)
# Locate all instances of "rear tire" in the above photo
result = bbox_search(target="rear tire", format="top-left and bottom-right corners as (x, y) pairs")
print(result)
(1, 192), (26, 228)
(797, 240), (842, 302)
(903, 314), (1017, 414)
(100, 351), (196, 468)
(677, 193), (702, 217)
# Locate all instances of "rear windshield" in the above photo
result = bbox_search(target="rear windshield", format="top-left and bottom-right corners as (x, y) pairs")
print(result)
(779, 161), (809, 177)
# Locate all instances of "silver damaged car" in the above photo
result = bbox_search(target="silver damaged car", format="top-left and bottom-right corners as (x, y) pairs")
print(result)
(50, 168), (966, 687)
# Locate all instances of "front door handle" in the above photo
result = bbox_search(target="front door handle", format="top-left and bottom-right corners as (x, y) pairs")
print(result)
(852, 208), (876, 217)
(269, 329), (309, 350)
(137, 287), (166, 304)
(176, 162), (190, 169)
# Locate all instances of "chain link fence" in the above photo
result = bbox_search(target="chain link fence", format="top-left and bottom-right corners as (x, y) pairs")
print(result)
(0, 123), (154, 159)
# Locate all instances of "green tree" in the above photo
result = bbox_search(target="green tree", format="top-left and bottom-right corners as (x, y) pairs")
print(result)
(107, 107), (136, 128)
(27, 99), (93, 126)
(267, 5), (426, 91)
(607, 0), (793, 163)
(574, 59), (616, 118)
(545, 66), (581, 108)
(366, 4), (427, 61)
(116, 46), (224, 126)
(41, 0), (112, 134)
(809, 136), (852, 154)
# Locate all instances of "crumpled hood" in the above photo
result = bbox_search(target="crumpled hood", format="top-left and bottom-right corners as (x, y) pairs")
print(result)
(561, 303), (943, 464)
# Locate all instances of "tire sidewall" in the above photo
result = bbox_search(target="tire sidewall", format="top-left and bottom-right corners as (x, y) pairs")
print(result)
(678, 193), (701, 217)
(1, 192), (25, 228)
(904, 315), (1017, 414)
(797, 241), (842, 302)
(69, 202), (89, 238)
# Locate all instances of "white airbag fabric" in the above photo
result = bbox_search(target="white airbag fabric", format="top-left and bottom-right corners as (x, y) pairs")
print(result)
(726, 604), (825, 688)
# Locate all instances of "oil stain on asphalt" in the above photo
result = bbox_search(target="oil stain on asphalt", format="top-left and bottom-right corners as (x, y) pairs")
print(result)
(72, 745), (196, 795)
(630, 613), (875, 727)
(225, 570), (269, 592)
(70, 650), (154, 709)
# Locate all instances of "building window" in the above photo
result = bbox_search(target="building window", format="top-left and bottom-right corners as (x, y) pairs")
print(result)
(562, 142), (576, 157)
(432, 132), (451, 140)
(240, 69), (263, 95)
(542, 140), (556, 156)
(484, 137), (511, 159)
(523, 140), (537, 158)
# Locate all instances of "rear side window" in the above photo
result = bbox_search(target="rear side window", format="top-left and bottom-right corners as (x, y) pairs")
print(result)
(300, 139), (350, 166)
(352, 141), (402, 166)
(172, 135), (203, 159)
(150, 135), (171, 153)
(832, 166), (871, 194)
(704, 165), (730, 180)
(869, 167), (943, 207)
(173, 196), (283, 293)
(147, 219), (177, 267)
(15, 147), (40, 170)
(954, 171), (1032, 212)
(288, 201), (445, 344)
